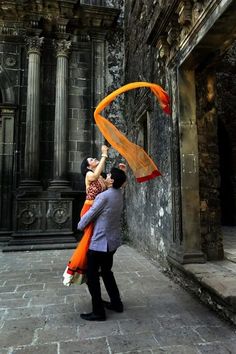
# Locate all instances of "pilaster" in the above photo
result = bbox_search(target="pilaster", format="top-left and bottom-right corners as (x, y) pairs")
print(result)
(0, 106), (16, 232)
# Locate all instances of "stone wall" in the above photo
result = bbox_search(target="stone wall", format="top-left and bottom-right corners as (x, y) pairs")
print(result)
(123, 0), (236, 263)
(124, 1), (172, 262)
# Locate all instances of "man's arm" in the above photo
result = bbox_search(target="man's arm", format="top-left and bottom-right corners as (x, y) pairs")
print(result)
(77, 193), (106, 231)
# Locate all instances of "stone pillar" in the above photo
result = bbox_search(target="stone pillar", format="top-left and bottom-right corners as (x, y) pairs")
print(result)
(21, 36), (44, 188)
(0, 106), (16, 232)
(90, 33), (106, 157)
(49, 39), (71, 189)
(167, 68), (205, 264)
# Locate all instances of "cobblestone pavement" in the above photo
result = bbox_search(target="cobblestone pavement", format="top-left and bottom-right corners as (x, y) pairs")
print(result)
(0, 245), (235, 354)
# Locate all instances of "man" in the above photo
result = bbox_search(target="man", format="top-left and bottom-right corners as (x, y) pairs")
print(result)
(77, 167), (127, 321)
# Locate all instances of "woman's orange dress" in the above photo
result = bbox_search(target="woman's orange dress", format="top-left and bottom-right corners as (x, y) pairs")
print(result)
(63, 178), (106, 286)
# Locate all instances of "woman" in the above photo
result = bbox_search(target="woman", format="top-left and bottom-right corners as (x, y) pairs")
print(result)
(63, 145), (109, 286)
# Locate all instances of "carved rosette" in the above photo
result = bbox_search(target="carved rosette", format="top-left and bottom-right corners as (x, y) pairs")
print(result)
(46, 201), (71, 230)
(26, 36), (44, 55)
(55, 39), (71, 58)
(17, 202), (42, 231)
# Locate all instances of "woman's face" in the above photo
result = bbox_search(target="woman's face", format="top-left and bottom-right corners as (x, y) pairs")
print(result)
(87, 157), (99, 169)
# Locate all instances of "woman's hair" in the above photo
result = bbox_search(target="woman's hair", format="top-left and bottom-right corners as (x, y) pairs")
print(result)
(81, 157), (90, 176)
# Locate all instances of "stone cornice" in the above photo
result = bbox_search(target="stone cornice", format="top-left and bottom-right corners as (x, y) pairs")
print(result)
(0, 1), (121, 38)
(145, 0), (236, 67)
(71, 4), (120, 30)
(146, 0), (179, 47)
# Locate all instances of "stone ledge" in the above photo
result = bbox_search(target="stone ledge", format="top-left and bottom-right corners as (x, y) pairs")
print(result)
(167, 257), (236, 326)
(2, 242), (78, 252)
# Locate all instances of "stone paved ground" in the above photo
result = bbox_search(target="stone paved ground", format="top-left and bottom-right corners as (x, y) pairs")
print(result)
(0, 245), (236, 354)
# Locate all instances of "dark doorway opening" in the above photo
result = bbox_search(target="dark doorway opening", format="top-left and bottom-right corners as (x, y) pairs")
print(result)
(218, 119), (236, 226)
(216, 40), (236, 227)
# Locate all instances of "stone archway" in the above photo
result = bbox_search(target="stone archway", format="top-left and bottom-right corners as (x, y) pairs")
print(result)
(0, 65), (16, 235)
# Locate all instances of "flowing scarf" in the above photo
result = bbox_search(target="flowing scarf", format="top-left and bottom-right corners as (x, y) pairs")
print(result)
(94, 82), (170, 182)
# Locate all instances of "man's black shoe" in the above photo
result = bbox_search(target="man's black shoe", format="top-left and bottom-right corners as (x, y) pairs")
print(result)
(102, 300), (123, 313)
(80, 312), (106, 321)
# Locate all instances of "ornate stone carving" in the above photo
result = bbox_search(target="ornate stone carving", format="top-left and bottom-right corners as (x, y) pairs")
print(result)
(192, 1), (204, 24)
(46, 200), (72, 230)
(177, 1), (193, 43)
(53, 207), (68, 225)
(26, 36), (44, 54)
(178, 1), (192, 26)
(166, 17), (180, 58)
(4, 55), (17, 68)
(15, 199), (72, 233)
(55, 39), (71, 57)
(0, 23), (24, 36)
(16, 201), (42, 231)
(156, 35), (170, 60)
(20, 209), (37, 226)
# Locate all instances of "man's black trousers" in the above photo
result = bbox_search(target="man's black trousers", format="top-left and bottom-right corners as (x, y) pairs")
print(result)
(86, 249), (122, 316)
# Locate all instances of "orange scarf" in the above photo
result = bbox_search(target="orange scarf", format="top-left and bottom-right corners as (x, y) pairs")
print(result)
(94, 82), (170, 182)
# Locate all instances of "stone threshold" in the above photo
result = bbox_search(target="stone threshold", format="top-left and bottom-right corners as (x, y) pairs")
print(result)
(167, 257), (236, 326)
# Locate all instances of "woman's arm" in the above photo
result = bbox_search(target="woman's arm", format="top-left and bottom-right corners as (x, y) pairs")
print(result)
(86, 145), (109, 182)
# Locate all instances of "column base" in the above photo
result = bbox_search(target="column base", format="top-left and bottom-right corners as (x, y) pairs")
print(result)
(167, 245), (206, 264)
(18, 179), (42, 191)
(48, 179), (71, 190)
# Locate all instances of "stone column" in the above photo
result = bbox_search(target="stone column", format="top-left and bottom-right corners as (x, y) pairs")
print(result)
(0, 106), (15, 232)
(49, 39), (71, 189)
(21, 36), (44, 188)
(90, 33), (106, 157)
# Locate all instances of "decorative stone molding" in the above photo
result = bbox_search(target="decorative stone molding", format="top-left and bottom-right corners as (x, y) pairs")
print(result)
(0, 22), (25, 37)
(15, 199), (73, 232)
(16, 201), (42, 231)
(166, 16), (180, 59)
(58, 0), (77, 18)
(55, 39), (71, 57)
(156, 35), (170, 61)
(3, 55), (17, 68)
(192, 1), (204, 24)
(146, 0), (227, 65)
(55, 18), (70, 40)
(26, 36), (44, 54)
(46, 201), (71, 229)
(177, 0), (193, 43)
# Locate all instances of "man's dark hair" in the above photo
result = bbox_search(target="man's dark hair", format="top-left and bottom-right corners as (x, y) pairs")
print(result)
(110, 167), (126, 189)
(81, 157), (89, 176)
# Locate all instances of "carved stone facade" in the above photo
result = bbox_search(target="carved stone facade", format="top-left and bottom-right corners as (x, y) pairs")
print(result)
(0, 0), (124, 249)
(124, 0), (236, 263)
